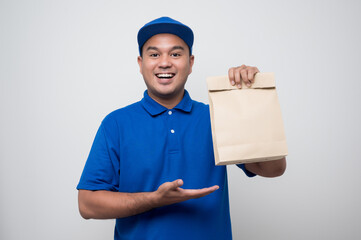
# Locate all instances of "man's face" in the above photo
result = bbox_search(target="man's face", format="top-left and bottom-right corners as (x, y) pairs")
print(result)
(137, 33), (194, 102)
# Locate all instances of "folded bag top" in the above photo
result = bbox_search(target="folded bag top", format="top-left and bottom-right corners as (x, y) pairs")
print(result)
(207, 72), (276, 91)
(207, 72), (288, 166)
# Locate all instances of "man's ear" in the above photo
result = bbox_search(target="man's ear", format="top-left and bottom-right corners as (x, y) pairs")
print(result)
(189, 55), (195, 74)
(137, 56), (143, 74)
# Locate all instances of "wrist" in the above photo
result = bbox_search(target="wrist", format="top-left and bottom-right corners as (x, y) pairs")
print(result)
(146, 191), (160, 209)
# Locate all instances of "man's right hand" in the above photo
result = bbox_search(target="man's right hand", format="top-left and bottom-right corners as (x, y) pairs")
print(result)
(151, 179), (219, 208)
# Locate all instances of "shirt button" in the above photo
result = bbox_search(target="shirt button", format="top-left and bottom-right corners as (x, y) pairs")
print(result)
(168, 110), (172, 115)
(170, 129), (175, 134)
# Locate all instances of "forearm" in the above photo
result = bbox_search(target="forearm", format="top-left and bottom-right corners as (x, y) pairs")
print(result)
(78, 190), (156, 219)
(245, 157), (286, 177)
(78, 180), (219, 219)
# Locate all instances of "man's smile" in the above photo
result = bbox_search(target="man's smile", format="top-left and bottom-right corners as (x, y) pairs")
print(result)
(155, 73), (176, 84)
(155, 73), (175, 79)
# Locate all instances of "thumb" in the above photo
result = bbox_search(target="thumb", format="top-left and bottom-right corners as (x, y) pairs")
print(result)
(170, 179), (183, 189)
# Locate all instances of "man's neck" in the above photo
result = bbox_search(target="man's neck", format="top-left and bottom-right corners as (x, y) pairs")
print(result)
(147, 90), (184, 109)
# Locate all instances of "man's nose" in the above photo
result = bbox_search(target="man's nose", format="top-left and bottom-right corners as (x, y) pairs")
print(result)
(158, 55), (172, 68)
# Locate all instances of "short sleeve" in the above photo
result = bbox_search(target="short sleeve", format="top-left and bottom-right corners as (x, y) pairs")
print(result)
(237, 164), (257, 178)
(77, 120), (120, 191)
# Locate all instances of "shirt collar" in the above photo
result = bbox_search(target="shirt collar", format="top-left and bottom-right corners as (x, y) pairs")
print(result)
(141, 90), (193, 116)
(174, 90), (193, 113)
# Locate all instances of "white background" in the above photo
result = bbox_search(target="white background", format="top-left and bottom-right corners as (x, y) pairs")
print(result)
(1, 0), (361, 239)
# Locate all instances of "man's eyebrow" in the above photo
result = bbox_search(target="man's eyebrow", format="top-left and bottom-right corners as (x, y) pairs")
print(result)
(171, 46), (185, 51)
(145, 46), (185, 52)
(145, 46), (159, 52)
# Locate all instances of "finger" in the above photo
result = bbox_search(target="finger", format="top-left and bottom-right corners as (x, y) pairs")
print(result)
(234, 67), (242, 89)
(160, 179), (183, 192)
(247, 67), (260, 84)
(201, 185), (219, 193)
(191, 187), (218, 198)
(240, 67), (250, 87)
(171, 179), (183, 189)
(228, 68), (235, 86)
(182, 185), (219, 198)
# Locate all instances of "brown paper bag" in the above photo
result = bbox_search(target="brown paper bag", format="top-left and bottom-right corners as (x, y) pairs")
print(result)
(207, 72), (288, 165)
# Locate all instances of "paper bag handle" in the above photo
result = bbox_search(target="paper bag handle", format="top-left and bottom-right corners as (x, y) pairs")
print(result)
(207, 72), (275, 91)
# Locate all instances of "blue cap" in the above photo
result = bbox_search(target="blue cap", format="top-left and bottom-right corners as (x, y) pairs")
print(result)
(137, 16), (194, 56)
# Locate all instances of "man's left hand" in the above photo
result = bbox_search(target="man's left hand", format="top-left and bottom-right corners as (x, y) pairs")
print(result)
(228, 65), (260, 88)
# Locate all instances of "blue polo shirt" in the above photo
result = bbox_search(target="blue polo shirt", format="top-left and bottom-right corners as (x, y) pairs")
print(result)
(77, 90), (255, 240)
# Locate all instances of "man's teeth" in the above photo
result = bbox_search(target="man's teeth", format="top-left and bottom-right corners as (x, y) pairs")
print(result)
(156, 73), (174, 78)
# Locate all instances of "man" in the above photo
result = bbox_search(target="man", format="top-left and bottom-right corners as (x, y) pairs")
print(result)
(77, 16), (286, 240)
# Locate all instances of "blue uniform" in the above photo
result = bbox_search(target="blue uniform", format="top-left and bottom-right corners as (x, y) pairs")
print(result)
(77, 90), (255, 240)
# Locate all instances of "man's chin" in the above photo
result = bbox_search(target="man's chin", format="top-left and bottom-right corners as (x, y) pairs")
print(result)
(156, 77), (174, 85)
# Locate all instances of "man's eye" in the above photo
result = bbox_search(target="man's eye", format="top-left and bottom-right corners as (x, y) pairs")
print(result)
(150, 53), (159, 57)
(171, 53), (181, 57)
